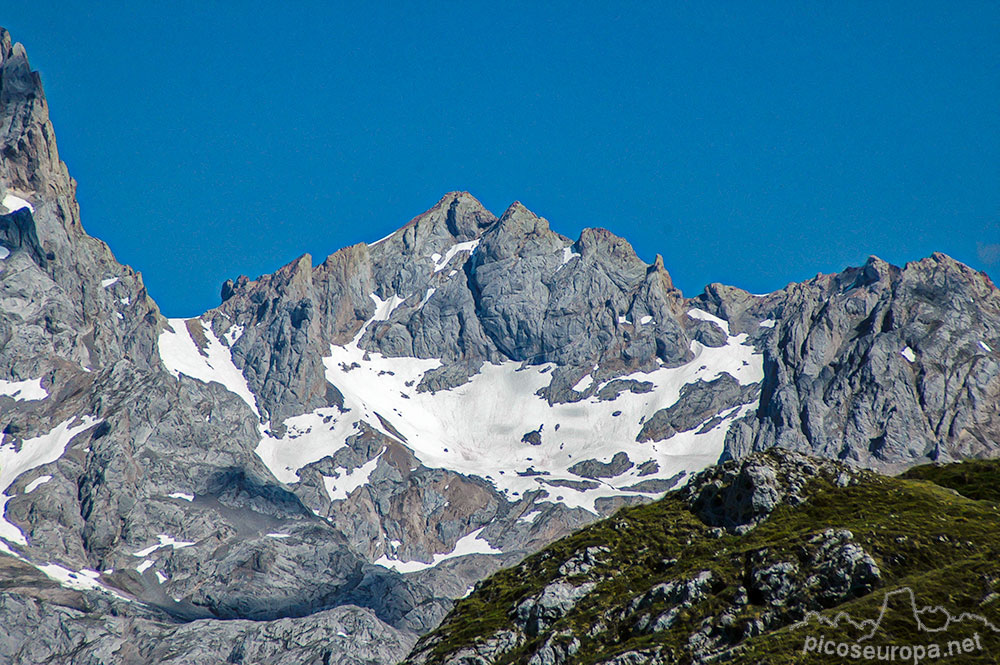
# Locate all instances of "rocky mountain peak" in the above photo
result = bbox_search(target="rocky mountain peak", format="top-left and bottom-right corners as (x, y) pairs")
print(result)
(2, 26), (999, 665)
(1, 31), (41, 100)
(477, 200), (566, 263)
(0, 29), (73, 218)
(374, 191), (496, 256)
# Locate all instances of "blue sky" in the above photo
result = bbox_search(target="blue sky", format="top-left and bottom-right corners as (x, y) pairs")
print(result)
(4, 2), (998, 316)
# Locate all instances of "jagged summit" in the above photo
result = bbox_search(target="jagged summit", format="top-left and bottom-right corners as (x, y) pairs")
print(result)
(0, 28), (72, 220)
(1, 27), (999, 665)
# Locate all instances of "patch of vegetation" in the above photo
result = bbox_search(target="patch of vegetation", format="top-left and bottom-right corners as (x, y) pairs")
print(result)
(410, 457), (1000, 665)
(902, 458), (1000, 503)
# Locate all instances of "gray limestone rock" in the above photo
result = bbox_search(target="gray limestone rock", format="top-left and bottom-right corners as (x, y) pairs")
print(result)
(636, 373), (760, 443)
(568, 452), (633, 479)
(513, 579), (597, 637)
(702, 254), (1000, 472)
(4, 23), (1000, 665)
(678, 448), (869, 532)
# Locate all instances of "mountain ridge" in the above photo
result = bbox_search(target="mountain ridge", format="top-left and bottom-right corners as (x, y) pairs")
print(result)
(1, 27), (998, 665)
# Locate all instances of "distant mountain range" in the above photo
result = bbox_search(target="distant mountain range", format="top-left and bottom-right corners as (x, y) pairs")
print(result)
(1, 27), (997, 664)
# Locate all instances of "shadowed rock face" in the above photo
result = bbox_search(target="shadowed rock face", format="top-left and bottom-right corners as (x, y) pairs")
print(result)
(1, 25), (999, 665)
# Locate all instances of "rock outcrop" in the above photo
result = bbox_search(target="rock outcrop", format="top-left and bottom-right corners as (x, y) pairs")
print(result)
(1, 25), (999, 665)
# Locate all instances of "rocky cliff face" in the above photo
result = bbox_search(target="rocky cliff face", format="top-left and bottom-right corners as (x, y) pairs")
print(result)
(1, 27), (998, 665)
(696, 254), (1000, 471)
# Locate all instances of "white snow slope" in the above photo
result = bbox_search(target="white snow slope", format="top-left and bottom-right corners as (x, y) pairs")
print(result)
(257, 305), (763, 514)
(158, 318), (260, 417)
(0, 416), (101, 546)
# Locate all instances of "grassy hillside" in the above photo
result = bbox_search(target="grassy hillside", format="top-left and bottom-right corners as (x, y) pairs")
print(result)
(405, 453), (1000, 665)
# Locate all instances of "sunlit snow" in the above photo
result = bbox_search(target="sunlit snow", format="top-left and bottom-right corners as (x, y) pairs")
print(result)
(433, 239), (480, 272)
(759, 319), (776, 328)
(373, 527), (502, 573)
(981, 341), (993, 352)
(561, 245), (581, 265)
(518, 509), (541, 523)
(323, 450), (383, 502)
(571, 366), (598, 393)
(901, 347), (916, 362)
(224, 325), (245, 346)
(368, 229), (396, 247)
(168, 492), (194, 502)
(158, 318), (260, 417)
(687, 308), (730, 334)
(370, 293), (407, 321)
(133, 534), (196, 557)
(24, 475), (52, 493)
(0, 416), (101, 546)
(38, 565), (103, 592)
(1, 192), (33, 213)
(256, 304), (763, 513)
(418, 288), (436, 308)
(0, 377), (47, 401)
(100, 277), (119, 288)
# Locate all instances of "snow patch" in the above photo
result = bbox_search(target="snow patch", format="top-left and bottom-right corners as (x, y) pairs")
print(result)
(257, 297), (764, 514)
(323, 450), (383, 502)
(368, 230), (396, 247)
(256, 408), (363, 484)
(314, 309), (763, 513)
(571, 366), (599, 393)
(418, 288), (436, 308)
(136, 560), (154, 574)
(24, 475), (52, 493)
(518, 509), (541, 524)
(0, 416), (100, 546)
(0, 378), (47, 401)
(224, 325), (245, 346)
(158, 318), (260, 417)
(433, 239), (480, 272)
(0, 246), (9, 260)
(266, 533), (290, 539)
(759, 319), (776, 328)
(561, 245), (581, 265)
(1, 192), (33, 213)
(38, 565), (103, 592)
(370, 293), (407, 321)
(374, 527), (502, 573)
(155, 571), (168, 584)
(687, 308), (730, 335)
(168, 492), (194, 502)
(901, 346), (916, 362)
(100, 277), (119, 288)
(980, 341), (993, 352)
(639, 315), (653, 325)
(133, 534), (196, 558)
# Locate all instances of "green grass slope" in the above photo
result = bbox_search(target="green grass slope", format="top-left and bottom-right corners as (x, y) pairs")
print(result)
(405, 454), (1000, 665)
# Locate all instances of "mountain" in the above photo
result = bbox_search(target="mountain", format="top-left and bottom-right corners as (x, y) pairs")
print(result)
(404, 452), (1000, 665)
(1, 27), (998, 664)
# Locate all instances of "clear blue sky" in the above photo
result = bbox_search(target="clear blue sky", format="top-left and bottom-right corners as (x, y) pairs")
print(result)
(4, 2), (998, 316)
